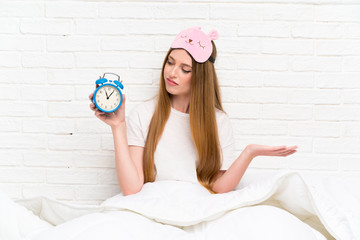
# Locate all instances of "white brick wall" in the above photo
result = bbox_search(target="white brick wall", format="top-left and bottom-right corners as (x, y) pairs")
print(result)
(0, 0), (359, 203)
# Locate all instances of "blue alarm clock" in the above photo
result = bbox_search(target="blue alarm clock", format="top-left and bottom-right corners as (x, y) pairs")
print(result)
(93, 73), (124, 113)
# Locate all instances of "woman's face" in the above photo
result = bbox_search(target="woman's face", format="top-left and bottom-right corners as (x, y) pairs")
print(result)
(163, 49), (193, 98)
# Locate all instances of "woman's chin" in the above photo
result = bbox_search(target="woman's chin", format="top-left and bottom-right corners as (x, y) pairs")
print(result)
(165, 86), (177, 95)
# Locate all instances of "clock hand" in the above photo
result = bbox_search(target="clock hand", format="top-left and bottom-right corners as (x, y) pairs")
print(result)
(105, 89), (109, 99)
(108, 90), (115, 98)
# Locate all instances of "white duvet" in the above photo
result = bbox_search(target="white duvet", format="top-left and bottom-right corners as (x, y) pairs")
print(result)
(1, 170), (359, 240)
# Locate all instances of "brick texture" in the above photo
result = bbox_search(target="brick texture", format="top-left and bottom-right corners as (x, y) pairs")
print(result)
(0, 0), (359, 204)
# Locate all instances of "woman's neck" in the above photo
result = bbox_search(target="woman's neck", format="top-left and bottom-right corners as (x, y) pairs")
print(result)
(170, 95), (190, 113)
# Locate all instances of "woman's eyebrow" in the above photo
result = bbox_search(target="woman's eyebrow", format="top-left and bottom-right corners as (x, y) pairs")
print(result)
(168, 56), (192, 68)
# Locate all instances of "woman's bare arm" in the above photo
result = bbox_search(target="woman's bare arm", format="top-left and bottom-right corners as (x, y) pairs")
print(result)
(212, 144), (297, 193)
(90, 93), (144, 196)
(111, 124), (144, 196)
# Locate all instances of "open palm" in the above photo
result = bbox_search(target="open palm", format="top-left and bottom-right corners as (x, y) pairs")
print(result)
(245, 144), (298, 159)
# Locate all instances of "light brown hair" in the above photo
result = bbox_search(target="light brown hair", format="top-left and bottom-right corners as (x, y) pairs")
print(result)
(143, 42), (223, 193)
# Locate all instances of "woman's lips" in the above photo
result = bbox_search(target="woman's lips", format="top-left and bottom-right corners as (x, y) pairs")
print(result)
(167, 78), (178, 86)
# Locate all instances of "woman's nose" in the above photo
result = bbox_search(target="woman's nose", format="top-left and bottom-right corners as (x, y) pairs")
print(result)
(170, 66), (178, 77)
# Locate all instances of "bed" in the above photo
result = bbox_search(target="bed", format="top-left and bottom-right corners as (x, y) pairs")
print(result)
(1, 169), (359, 240)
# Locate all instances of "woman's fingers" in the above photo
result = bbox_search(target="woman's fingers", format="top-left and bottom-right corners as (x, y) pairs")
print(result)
(89, 102), (104, 114)
(94, 109), (106, 120)
(273, 145), (297, 152)
(271, 146), (286, 151)
(268, 145), (298, 156)
(90, 102), (106, 116)
(276, 149), (297, 156)
(89, 103), (96, 111)
(119, 94), (126, 109)
(283, 150), (297, 156)
(119, 94), (126, 108)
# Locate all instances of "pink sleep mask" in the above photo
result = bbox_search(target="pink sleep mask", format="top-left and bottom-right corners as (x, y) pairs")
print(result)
(171, 27), (219, 63)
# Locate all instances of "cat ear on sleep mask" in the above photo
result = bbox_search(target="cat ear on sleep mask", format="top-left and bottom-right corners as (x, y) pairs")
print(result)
(170, 27), (219, 63)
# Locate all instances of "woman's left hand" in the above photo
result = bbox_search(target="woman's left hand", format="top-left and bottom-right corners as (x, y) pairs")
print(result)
(244, 144), (298, 159)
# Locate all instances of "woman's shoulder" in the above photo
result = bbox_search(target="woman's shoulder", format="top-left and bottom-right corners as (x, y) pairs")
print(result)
(128, 97), (157, 118)
(215, 108), (233, 133)
(215, 108), (230, 123)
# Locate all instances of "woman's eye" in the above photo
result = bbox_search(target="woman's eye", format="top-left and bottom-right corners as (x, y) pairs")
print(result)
(182, 69), (191, 73)
(167, 60), (173, 65)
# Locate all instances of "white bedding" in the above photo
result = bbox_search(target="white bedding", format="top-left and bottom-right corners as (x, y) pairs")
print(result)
(1, 170), (359, 240)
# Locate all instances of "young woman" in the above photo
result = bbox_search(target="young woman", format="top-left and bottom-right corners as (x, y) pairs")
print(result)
(89, 27), (297, 196)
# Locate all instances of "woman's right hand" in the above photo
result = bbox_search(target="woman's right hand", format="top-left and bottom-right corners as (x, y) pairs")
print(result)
(89, 91), (126, 128)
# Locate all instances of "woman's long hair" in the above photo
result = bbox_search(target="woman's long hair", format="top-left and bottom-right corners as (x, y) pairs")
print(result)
(143, 42), (224, 193)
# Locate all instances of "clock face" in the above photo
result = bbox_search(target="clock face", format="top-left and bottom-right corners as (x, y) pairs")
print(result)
(94, 85), (122, 112)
